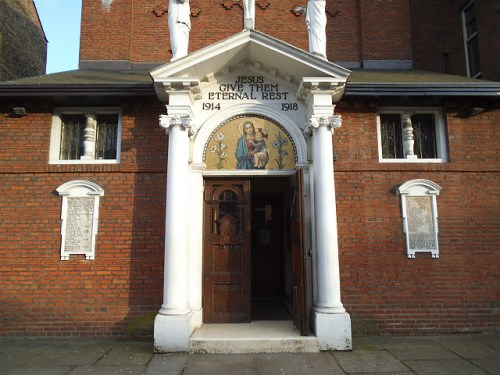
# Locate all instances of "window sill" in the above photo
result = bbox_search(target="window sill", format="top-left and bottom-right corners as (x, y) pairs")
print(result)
(379, 158), (447, 163)
(49, 159), (120, 165)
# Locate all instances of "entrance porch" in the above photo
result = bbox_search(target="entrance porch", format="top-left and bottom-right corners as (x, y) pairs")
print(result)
(189, 321), (319, 354)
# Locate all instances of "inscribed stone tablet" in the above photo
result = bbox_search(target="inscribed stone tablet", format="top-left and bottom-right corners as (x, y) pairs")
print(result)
(64, 197), (94, 253)
(406, 196), (436, 250)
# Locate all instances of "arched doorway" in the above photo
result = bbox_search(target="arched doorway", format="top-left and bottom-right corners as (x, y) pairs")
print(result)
(199, 114), (309, 334)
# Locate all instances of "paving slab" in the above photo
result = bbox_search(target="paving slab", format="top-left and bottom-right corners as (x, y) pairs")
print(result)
(0, 351), (30, 367)
(375, 337), (459, 361)
(404, 359), (489, 375)
(0, 339), (30, 353)
(1, 334), (499, 375)
(95, 341), (153, 366)
(432, 335), (499, 359)
(145, 354), (187, 375)
(470, 357), (500, 375)
(23, 351), (105, 367)
(255, 353), (345, 375)
(182, 354), (259, 375)
(352, 337), (385, 352)
(333, 351), (411, 373)
(68, 365), (147, 374)
(476, 334), (500, 351)
(3, 366), (73, 375)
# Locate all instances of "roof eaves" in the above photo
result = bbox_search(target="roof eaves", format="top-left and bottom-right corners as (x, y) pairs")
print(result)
(345, 83), (500, 97)
(0, 83), (155, 97)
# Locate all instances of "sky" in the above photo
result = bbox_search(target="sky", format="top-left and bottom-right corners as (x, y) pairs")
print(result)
(33, 0), (82, 74)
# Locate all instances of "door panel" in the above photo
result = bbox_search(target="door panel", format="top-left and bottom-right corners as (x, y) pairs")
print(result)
(290, 170), (309, 335)
(203, 179), (251, 323)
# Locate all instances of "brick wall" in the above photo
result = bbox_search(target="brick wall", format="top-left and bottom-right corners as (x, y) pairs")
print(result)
(0, 0), (46, 81)
(334, 101), (500, 334)
(80, 0), (413, 66)
(411, 0), (500, 81)
(0, 97), (498, 337)
(0, 99), (168, 337)
(359, 0), (412, 62)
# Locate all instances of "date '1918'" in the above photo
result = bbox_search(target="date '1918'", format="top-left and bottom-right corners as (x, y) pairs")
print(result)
(282, 103), (298, 111)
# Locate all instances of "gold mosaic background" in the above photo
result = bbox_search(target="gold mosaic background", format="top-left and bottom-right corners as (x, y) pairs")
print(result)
(204, 115), (297, 171)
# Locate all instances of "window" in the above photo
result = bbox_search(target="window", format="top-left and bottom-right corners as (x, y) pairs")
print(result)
(50, 108), (121, 164)
(397, 179), (442, 258)
(462, 1), (481, 78)
(377, 108), (447, 162)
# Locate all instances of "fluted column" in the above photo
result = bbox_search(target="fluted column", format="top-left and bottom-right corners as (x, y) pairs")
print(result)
(158, 113), (196, 315)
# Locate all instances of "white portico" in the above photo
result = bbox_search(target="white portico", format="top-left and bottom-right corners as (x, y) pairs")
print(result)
(150, 30), (352, 352)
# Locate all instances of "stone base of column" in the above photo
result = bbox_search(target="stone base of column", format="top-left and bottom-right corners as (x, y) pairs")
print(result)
(154, 311), (194, 353)
(312, 310), (352, 351)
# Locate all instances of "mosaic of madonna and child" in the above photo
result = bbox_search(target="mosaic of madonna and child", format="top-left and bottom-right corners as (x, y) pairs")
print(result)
(204, 115), (297, 171)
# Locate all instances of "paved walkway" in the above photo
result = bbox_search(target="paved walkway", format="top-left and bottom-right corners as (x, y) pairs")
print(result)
(1, 333), (499, 374)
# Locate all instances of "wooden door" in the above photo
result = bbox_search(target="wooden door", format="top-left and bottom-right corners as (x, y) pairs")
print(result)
(203, 179), (252, 323)
(290, 170), (309, 335)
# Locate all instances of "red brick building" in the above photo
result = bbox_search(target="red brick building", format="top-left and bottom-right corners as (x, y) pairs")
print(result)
(0, 0), (498, 352)
(0, 0), (47, 80)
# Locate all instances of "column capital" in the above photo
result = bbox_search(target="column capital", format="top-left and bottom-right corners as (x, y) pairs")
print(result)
(304, 114), (342, 136)
(159, 114), (197, 136)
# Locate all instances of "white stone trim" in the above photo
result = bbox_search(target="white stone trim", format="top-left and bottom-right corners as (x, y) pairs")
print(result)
(397, 179), (442, 259)
(193, 103), (309, 167)
(376, 107), (448, 163)
(49, 107), (122, 165)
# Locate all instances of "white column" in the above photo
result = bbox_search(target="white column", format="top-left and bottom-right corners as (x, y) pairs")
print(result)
(158, 114), (193, 315)
(307, 116), (345, 314)
(154, 104), (196, 352)
(305, 92), (351, 351)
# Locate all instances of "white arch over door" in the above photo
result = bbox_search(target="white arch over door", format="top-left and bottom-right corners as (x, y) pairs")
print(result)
(187, 102), (312, 330)
(192, 103), (308, 168)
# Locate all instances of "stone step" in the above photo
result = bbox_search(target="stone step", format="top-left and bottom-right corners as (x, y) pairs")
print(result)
(189, 321), (319, 354)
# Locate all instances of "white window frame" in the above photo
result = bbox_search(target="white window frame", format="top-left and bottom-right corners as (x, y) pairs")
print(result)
(377, 107), (447, 163)
(461, 0), (481, 79)
(49, 107), (122, 164)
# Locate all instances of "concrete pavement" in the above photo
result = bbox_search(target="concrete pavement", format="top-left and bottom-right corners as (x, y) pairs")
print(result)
(1, 333), (499, 374)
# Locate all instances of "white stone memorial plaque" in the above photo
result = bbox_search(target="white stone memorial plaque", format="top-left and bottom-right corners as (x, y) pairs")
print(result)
(57, 180), (104, 260)
(406, 196), (436, 250)
(64, 197), (95, 253)
(397, 179), (441, 258)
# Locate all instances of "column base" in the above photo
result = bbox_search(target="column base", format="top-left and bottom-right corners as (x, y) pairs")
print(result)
(312, 310), (352, 351)
(154, 311), (195, 353)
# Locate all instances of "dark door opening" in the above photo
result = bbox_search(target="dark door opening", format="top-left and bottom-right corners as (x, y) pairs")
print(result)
(203, 176), (307, 333)
(251, 177), (291, 321)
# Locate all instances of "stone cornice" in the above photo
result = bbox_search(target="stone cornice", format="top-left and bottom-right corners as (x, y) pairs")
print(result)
(297, 77), (347, 103)
(153, 77), (202, 103)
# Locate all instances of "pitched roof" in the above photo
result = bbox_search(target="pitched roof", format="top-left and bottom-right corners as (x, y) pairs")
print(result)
(1, 68), (499, 98)
(347, 69), (500, 97)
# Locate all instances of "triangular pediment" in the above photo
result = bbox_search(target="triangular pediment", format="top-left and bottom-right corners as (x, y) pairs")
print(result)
(150, 30), (351, 101)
